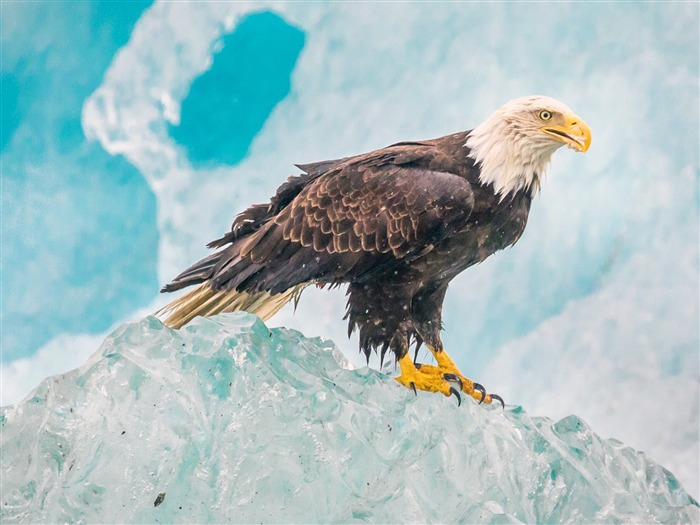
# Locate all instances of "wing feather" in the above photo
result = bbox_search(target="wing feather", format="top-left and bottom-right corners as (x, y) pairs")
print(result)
(169, 144), (476, 295)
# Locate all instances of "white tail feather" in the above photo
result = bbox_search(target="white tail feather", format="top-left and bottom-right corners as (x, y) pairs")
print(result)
(157, 284), (309, 329)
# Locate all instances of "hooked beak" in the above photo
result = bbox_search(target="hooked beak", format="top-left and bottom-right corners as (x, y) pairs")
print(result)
(543, 114), (591, 153)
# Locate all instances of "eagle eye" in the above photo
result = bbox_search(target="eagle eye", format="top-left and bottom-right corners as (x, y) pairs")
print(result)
(539, 110), (553, 121)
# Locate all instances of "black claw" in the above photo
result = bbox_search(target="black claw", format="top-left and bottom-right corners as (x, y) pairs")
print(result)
(449, 386), (462, 407)
(410, 382), (417, 396)
(473, 383), (486, 404)
(414, 363), (422, 370)
(490, 393), (505, 409)
(443, 373), (463, 391)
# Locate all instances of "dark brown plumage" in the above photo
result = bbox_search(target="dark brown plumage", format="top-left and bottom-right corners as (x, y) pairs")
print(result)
(161, 131), (531, 363)
(159, 96), (590, 402)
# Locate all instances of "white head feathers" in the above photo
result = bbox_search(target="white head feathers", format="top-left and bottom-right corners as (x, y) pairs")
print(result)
(465, 96), (582, 200)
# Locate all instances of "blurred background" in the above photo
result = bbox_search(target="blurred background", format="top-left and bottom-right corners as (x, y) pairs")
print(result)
(2, 1), (698, 496)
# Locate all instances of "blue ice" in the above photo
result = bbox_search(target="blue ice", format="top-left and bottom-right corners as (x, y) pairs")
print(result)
(1, 1), (157, 360)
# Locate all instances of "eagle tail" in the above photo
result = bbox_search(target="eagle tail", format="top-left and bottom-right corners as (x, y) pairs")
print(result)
(157, 283), (309, 329)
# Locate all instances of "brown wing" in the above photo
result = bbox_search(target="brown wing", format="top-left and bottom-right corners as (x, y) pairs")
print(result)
(209, 157), (475, 294)
(162, 142), (476, 296)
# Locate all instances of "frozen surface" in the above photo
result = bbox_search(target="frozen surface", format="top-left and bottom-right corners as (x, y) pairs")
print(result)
(1, 313), (698, 524)
(2, 1), (699, 498)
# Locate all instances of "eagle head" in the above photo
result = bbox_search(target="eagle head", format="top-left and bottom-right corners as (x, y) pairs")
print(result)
(465, 95), (592, 200)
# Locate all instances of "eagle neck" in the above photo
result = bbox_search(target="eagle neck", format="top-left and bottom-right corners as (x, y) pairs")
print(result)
(464, 120), (561, 201)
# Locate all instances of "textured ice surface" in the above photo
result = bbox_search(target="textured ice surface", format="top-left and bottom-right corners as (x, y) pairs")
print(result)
(1, 314), (697, 524)
(3, 0), (699, 498)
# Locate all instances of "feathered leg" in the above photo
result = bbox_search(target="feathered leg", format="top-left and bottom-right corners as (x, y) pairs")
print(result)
(394, 284), (504, 407)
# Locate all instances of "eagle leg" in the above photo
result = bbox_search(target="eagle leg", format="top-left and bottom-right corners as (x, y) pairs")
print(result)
(396, 347), (504, 407)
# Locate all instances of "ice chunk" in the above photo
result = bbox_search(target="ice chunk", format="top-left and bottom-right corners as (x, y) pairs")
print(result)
(1, 314), (697, 524)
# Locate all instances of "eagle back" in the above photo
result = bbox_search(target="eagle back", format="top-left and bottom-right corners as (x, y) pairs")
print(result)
(207, 130), (503, 252)
(206, 159), (345, 249)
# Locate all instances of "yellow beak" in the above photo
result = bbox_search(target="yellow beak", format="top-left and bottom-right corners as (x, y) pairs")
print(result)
(542, 114), (592, 153)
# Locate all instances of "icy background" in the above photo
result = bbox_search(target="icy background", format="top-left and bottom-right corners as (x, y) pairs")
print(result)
(2, 1), (699, 497)
(2, 313), (698, 523)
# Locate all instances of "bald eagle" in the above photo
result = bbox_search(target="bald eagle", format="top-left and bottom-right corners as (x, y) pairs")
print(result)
(159, 96), (591, 406)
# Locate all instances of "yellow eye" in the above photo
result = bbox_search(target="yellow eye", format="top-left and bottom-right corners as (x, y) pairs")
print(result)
(539, 110), (552, 121)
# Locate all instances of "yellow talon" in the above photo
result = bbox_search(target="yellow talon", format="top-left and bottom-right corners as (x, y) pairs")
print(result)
(395, 349), (501, 406)
(395, 354), (454, 397)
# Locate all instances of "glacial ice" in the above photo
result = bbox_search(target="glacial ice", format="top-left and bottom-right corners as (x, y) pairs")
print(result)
(2, 0), (698, 498)
(1, 1), (158, 360)
(1, 313), (697, 524)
